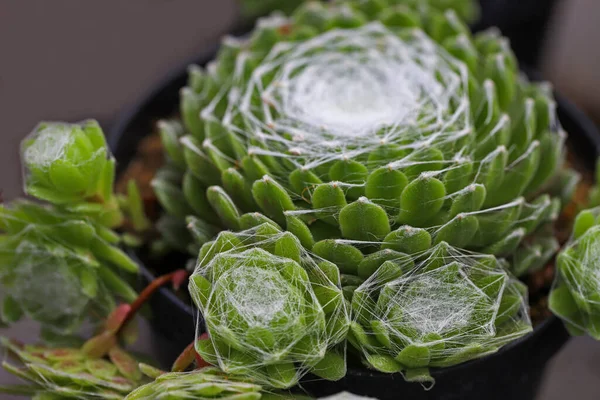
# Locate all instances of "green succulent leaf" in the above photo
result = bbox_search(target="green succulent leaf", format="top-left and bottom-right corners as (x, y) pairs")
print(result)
(397, 175), (446, 226)
(339, 197), (391, 241)
(313, 240), (364, 275)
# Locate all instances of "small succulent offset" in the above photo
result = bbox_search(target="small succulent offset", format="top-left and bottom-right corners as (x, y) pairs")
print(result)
(21, 120), (123, 228)
(0, 337), (143, 399)
(127, 364), (355, 400)
(188, 224), (350, 389)
(126, 366), (263, 400)
(155, 0), (565, 279)
(507, 227), (559, 278)
(0, 201), (139, 334)
(549, 208), (600, 339)
(0, 119), (146, 335)
(349, 242), (531, 383)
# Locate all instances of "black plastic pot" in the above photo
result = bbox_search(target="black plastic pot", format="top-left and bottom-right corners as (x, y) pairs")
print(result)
(109, 37), (600, 400)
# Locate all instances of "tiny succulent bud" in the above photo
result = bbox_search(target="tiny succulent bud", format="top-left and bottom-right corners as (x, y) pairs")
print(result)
(21, 120), (123, 227)
(550, 208), (600, 339)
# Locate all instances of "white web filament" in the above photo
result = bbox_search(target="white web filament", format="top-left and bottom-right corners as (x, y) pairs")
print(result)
(23, 124), (74, 169)
(352, 243), (532, 368)
(207, 22), (471, 172)
(189, 227), (350, 387)
(217, 264), (304, 328)
(384, 271), (492, 339)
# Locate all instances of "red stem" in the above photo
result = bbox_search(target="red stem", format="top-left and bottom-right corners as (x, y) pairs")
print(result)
(194, 333), (211, 370)
(116, 269), (188, 336)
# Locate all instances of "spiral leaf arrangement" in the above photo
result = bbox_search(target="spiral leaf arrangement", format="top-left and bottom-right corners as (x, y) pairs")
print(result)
(21, 121), (123, 227)
(549, 208), (600, 339)
(188, 224), (350, 389)
(348, 242), (531, 383)
(155, 1), (565, 284)
(0, 337), (142, 399)
(127, 365), (356, 400)
(126, 367), (263, 400)
(0, 201), (139, 334)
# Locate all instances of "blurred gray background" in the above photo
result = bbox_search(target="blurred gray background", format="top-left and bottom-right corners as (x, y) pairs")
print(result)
(1, 1), (599, 399)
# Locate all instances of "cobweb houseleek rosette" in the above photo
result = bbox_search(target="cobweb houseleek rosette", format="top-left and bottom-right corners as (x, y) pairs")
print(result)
(126, 366), (264, 400)
(0, 337), (142, 399)
(127, 364), (351, 400)
(21, 120), (123, 228)
(0, 201), (138, 334)
(188, 224), (350, 389)
(549, 208), (600, 339)
(348, 242), (531, 384)
(158, 4), (566, 267)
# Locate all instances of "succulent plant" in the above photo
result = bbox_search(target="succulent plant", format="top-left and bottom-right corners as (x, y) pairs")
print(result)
(0, 337), (143, 399)
(587, 159), (600, 207)
(21, 120), (123, 228)
(239, 0), (308, 20)
(0, 118), (147, 334)
(128, 364), (351, 400)
(238, 0), (480, 24)
(0, 201), (138, 334)
(549, 208), (600, 339)
(188, 224), (350, 389)
(508, 228), (559, 278)
(125, 366), (264, 400)
(348, 242), (531, 383)
(154, 0), (564, 280)
(334, 0), (480, 23)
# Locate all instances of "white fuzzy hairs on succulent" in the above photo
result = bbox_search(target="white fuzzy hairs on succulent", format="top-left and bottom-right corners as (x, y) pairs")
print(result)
(197, 20), (560, 249)
(208, 22), (470, 173)
(189, 225), (350, 388)
(350, 242), (532, 377)
(23, 124), (75, 168)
